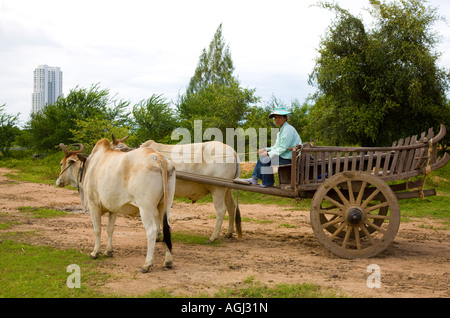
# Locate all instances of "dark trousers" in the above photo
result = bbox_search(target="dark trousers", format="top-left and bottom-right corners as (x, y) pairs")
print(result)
(252, 155), (292, 186)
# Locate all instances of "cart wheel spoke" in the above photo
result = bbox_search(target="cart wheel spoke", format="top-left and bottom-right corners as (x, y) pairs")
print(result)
(364, 201), (389, 213)
(364, 219), (386, 234)
(347, 181), (355, 204)
(322, 216), (345, 229)
(360, 224), (375, 244)
(361, 188), (380, 209)
(324, 195), (344, 210)
(331, 222), (347, 239)
(354, 226), (361, 250)
(356, 181), (367, 205)
(319, 209), (342, 216)
(342, 225), (352, 248)
(333, 185), (349, 206)
(367, 214), (391, 220)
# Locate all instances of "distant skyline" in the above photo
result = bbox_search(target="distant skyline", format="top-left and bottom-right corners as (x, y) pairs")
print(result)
(1, 0), (449, 126)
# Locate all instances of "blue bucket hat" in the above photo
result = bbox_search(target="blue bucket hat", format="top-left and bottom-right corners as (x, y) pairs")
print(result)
(269, 106), (292, 119)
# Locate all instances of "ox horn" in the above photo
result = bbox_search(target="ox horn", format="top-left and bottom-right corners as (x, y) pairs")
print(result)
(71, 143), (84, 153)
(111, 134), (130, 145)
(59, 143), (70, 155)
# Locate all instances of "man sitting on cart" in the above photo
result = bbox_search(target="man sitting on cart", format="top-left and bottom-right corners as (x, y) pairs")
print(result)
(245, 106), (302, 187)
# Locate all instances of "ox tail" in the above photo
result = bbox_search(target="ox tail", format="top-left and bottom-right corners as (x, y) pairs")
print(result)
(234, 153), (242, 240)
(154, 153), (169, 216)
(235, 193), (242, 239)
(163, 212), (172, 251)
(154, 152), (171, 251)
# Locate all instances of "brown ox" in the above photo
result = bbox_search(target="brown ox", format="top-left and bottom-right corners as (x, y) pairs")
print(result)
(56, 139), (176, 273)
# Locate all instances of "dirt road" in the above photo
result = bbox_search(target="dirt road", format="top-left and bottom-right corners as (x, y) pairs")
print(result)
(0, 167), (448, 297)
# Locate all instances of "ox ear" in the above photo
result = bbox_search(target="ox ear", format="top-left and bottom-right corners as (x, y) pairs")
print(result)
(77, 153), (89, 163)
(67, 157), (78, 165)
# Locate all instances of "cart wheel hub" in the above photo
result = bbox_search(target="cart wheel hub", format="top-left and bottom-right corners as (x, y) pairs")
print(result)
(346, 207), (364, 225)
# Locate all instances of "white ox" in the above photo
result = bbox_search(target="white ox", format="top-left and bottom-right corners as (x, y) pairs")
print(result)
(56, 139), (176, 273)
(114, 137), (242, 242)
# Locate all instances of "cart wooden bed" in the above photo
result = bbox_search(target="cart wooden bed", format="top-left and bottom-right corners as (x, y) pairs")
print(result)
(176, 124), (449, 259)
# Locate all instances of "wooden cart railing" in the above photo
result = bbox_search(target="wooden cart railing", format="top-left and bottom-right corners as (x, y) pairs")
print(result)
(275, 124), (449, 195)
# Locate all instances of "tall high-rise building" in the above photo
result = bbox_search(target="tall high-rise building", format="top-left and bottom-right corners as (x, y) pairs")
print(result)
(32, 65), (63, 113)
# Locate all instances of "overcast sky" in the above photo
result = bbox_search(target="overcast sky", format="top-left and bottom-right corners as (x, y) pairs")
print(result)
(1, 0), (450, 126)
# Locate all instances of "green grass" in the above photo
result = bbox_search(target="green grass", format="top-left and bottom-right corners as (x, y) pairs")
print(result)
(0, 213), (19, 230)
(132, 276), (344, 298)
(18, 206), (68, 218)
(211, 214), (274, 224)
(279, 223), (297, 229)
(0, 238), (110, 297)
(0, 233), (338, 298)
(215, 276), (344, 298)
(171, 232), (222, 246)
(0, 150), (62, 185)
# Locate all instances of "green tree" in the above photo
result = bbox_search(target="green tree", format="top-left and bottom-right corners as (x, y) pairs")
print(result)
(177, 24), (258, 140)
(244, 103), (275, 132)
(132, 94), (178, 145)
(308, 0), (450, 146)
(187, 23), (234, 95)
(70, 118), (135, 154)
(0, 104), (19, 156)
(441, 100), (450, 153)
(177, 77), (258, 136)
(286, 99), (310, 142)
(24, 84), (130, 151)
(243, 96), (310, 149)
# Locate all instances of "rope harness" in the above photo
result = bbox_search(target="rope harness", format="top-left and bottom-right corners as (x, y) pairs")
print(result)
(58, 158), (87, 190)
(58, 162), (73, 178)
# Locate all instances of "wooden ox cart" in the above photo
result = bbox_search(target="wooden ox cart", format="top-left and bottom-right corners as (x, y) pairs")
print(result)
(176, 125), (449, 259)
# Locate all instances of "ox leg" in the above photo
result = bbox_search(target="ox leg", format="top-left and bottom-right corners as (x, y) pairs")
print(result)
(157, 210), (173, 269)
(155, 204), (162, 242)
(139, 208), (159, 273)
(89, 208), (102, 259)
(208, 188), (228, 242)
(162, 173), (175, 269)
(161, 212), (173, 269)
(225, 189), (236, 238)
(104, 212), (117, 257)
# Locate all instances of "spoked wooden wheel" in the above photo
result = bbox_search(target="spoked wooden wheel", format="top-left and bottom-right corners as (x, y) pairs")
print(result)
(310, 171), (400, 259)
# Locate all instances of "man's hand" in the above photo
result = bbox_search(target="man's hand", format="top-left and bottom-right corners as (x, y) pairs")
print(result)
(258, 148), (269, 157)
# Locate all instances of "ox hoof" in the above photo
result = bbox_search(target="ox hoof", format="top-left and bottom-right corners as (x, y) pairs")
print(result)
(104, 250), (114, 257)
(90, 251), (101, 259)
(140, 265), (153, 273)
(164, 261), (174, 269)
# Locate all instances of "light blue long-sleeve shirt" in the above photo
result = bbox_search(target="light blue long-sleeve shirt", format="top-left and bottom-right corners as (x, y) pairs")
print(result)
(267, 122), (302, 160)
